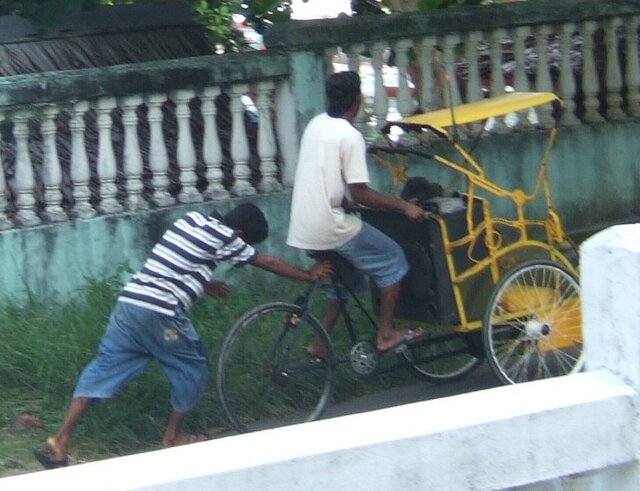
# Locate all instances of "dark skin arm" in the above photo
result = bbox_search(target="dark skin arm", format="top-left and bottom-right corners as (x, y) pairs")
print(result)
(204, 254), (333, 301)
(250, 253), (334, 282)
(348, 182), (426, 222)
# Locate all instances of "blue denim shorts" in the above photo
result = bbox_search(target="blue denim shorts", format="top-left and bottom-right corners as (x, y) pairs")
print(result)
(73, 301), (209, 413)
(328, 221), (409, 299)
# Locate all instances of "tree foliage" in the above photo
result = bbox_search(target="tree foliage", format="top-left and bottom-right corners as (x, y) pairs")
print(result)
(0, 0), (291, 51)
(0, 0), (495, 51)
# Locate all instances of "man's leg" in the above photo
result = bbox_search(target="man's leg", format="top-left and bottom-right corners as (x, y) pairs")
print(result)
(45, 397), (93, 463)
(307, 298), (341, 359)
(333, 222), (421, 353)
(152, 308), (209, 446)
(376, 281), (407, 352)
(162, 411), (186, 448)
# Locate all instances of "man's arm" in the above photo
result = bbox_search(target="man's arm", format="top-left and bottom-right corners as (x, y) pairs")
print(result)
(348, 182), (425, 222)
(250, 253), (333, 282)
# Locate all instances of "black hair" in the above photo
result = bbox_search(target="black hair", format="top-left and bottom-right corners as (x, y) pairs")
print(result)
(220, 203), (269, 245)
(326, 70), (361, 117)
(400, 176), (443, 202)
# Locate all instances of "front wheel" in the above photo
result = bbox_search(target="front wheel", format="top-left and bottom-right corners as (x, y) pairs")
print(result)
(217, 302), (335, 433)
(483, 260), (583, 385)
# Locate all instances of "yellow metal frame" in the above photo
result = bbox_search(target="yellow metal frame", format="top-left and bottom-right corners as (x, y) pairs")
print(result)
(372, 92), (577, 331)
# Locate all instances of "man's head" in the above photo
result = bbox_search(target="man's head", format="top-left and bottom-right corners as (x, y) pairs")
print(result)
(326, 70), (362, 118)
(220, 203), (269, 245)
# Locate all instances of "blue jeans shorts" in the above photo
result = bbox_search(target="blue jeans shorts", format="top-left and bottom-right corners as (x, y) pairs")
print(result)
(328, 221), (409, 300)
(73, 301), (209, 413)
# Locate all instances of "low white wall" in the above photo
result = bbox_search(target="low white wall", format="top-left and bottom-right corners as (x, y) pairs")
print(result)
(2, 225), (640, 490)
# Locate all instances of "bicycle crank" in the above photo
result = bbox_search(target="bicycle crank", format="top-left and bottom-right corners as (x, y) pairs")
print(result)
(350, 341), (378, 376)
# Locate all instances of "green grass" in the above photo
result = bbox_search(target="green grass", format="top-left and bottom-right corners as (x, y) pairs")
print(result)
(0, 270), (417, 478)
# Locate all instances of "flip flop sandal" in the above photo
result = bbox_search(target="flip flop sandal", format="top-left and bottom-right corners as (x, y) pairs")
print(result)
(33, 449), (69, 469)
(377, 329), (426, 355)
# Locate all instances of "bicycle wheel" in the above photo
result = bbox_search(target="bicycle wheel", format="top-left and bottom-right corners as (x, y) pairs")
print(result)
(483, 260), (583, 385)
(217, 302), (335, 433)
(400, 328), (481, 383)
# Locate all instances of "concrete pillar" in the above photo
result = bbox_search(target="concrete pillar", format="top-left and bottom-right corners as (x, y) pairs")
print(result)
(581, 224), (640, 391)
(288, 51), (327, 141)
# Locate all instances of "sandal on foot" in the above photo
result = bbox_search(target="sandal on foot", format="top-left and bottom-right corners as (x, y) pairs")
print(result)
(33, 449), (69, 469)
(377, 329), (426, 355)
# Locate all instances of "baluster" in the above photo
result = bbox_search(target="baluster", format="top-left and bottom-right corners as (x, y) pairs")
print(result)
(441, 34), (462, 109)
(69, 101), (96, 218)
(200, 87), (228, 200)
(122, 95), (148, 210)
(625, 16), (640, 117)
(229, 84), (255, 196)
(534, 24), (555, 128)
(513, 27), (531, 92)
(255, 81), (282, 193)
(41, 106), (67, 222)
(172, 89), (202, 203)
(12, 110), (40, 226)
(490, 28), (507, 96)
(325, 46), (339, 74)
(489, 28), (509, 133)
(512, 26), (532, 128)
(146, 94), (175, 207)
(0, 113), (11, 229)
(581, 20), (605, 123)
(459, 32), (484, 135)
(395, 39), (417, 117)
(95, 97), (122, 213)
(559, 23), (581, 125)
(604, 17), (626, 121)
(275, 79), (299, 187)
(465, 31), (483, 103)
(418, 36), (439, 111)
(347, 43), (367, 129)
(371, 42), (389, 129)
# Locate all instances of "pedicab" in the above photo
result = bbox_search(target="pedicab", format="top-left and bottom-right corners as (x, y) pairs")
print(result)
(216, 92), (584, 434)
(362, 91), (583, 386)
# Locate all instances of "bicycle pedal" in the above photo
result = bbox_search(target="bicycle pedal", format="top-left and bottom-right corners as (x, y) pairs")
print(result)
(394, 343), (409, 355)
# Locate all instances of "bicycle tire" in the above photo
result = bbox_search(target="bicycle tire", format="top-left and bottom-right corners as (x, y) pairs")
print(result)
(217, 302), (335, 433)
(483, 260), (583, 385)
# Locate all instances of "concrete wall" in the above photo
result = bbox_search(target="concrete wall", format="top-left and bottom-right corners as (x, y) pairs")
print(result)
(1, 120), (638, 302)
(0, 193), (304, 302)
(2, 224), (640, 490)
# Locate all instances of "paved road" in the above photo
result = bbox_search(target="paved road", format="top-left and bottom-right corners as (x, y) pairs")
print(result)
(324, 364), (501, 419)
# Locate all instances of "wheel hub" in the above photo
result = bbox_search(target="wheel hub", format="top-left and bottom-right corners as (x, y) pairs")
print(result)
(350, 341), (378, 376)
(524, 318), (551, 340)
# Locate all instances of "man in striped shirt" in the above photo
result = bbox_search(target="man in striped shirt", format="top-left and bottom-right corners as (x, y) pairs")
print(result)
(35, 203), (332, 469)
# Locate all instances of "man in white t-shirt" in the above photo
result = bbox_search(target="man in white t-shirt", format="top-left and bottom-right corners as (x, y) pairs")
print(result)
(287, 70), (426, 356)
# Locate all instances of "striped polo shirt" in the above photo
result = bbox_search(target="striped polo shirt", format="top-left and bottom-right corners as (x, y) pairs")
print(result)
(119, 211), (256, 316)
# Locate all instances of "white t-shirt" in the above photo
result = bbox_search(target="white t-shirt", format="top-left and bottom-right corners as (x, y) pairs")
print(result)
(287, 113), (370, 250)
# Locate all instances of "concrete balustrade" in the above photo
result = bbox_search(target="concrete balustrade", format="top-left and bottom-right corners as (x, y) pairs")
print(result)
(2, 224), (640, 490)
(269, 0), (640, 136)
(0, 0), (636, 230)
(0, 51), (289, 229)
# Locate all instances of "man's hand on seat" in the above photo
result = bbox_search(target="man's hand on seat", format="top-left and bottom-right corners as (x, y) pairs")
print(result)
(403, 201), (427, 222)
(310, 260), (335, 281)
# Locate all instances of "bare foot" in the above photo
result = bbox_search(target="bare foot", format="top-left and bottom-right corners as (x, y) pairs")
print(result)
(306, 340), (329, 361)
(46, 437), (67, 462)
(162, 432), (208, 448)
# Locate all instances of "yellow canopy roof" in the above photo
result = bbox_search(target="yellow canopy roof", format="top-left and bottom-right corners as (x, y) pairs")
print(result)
(391, 92), (561, 130)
